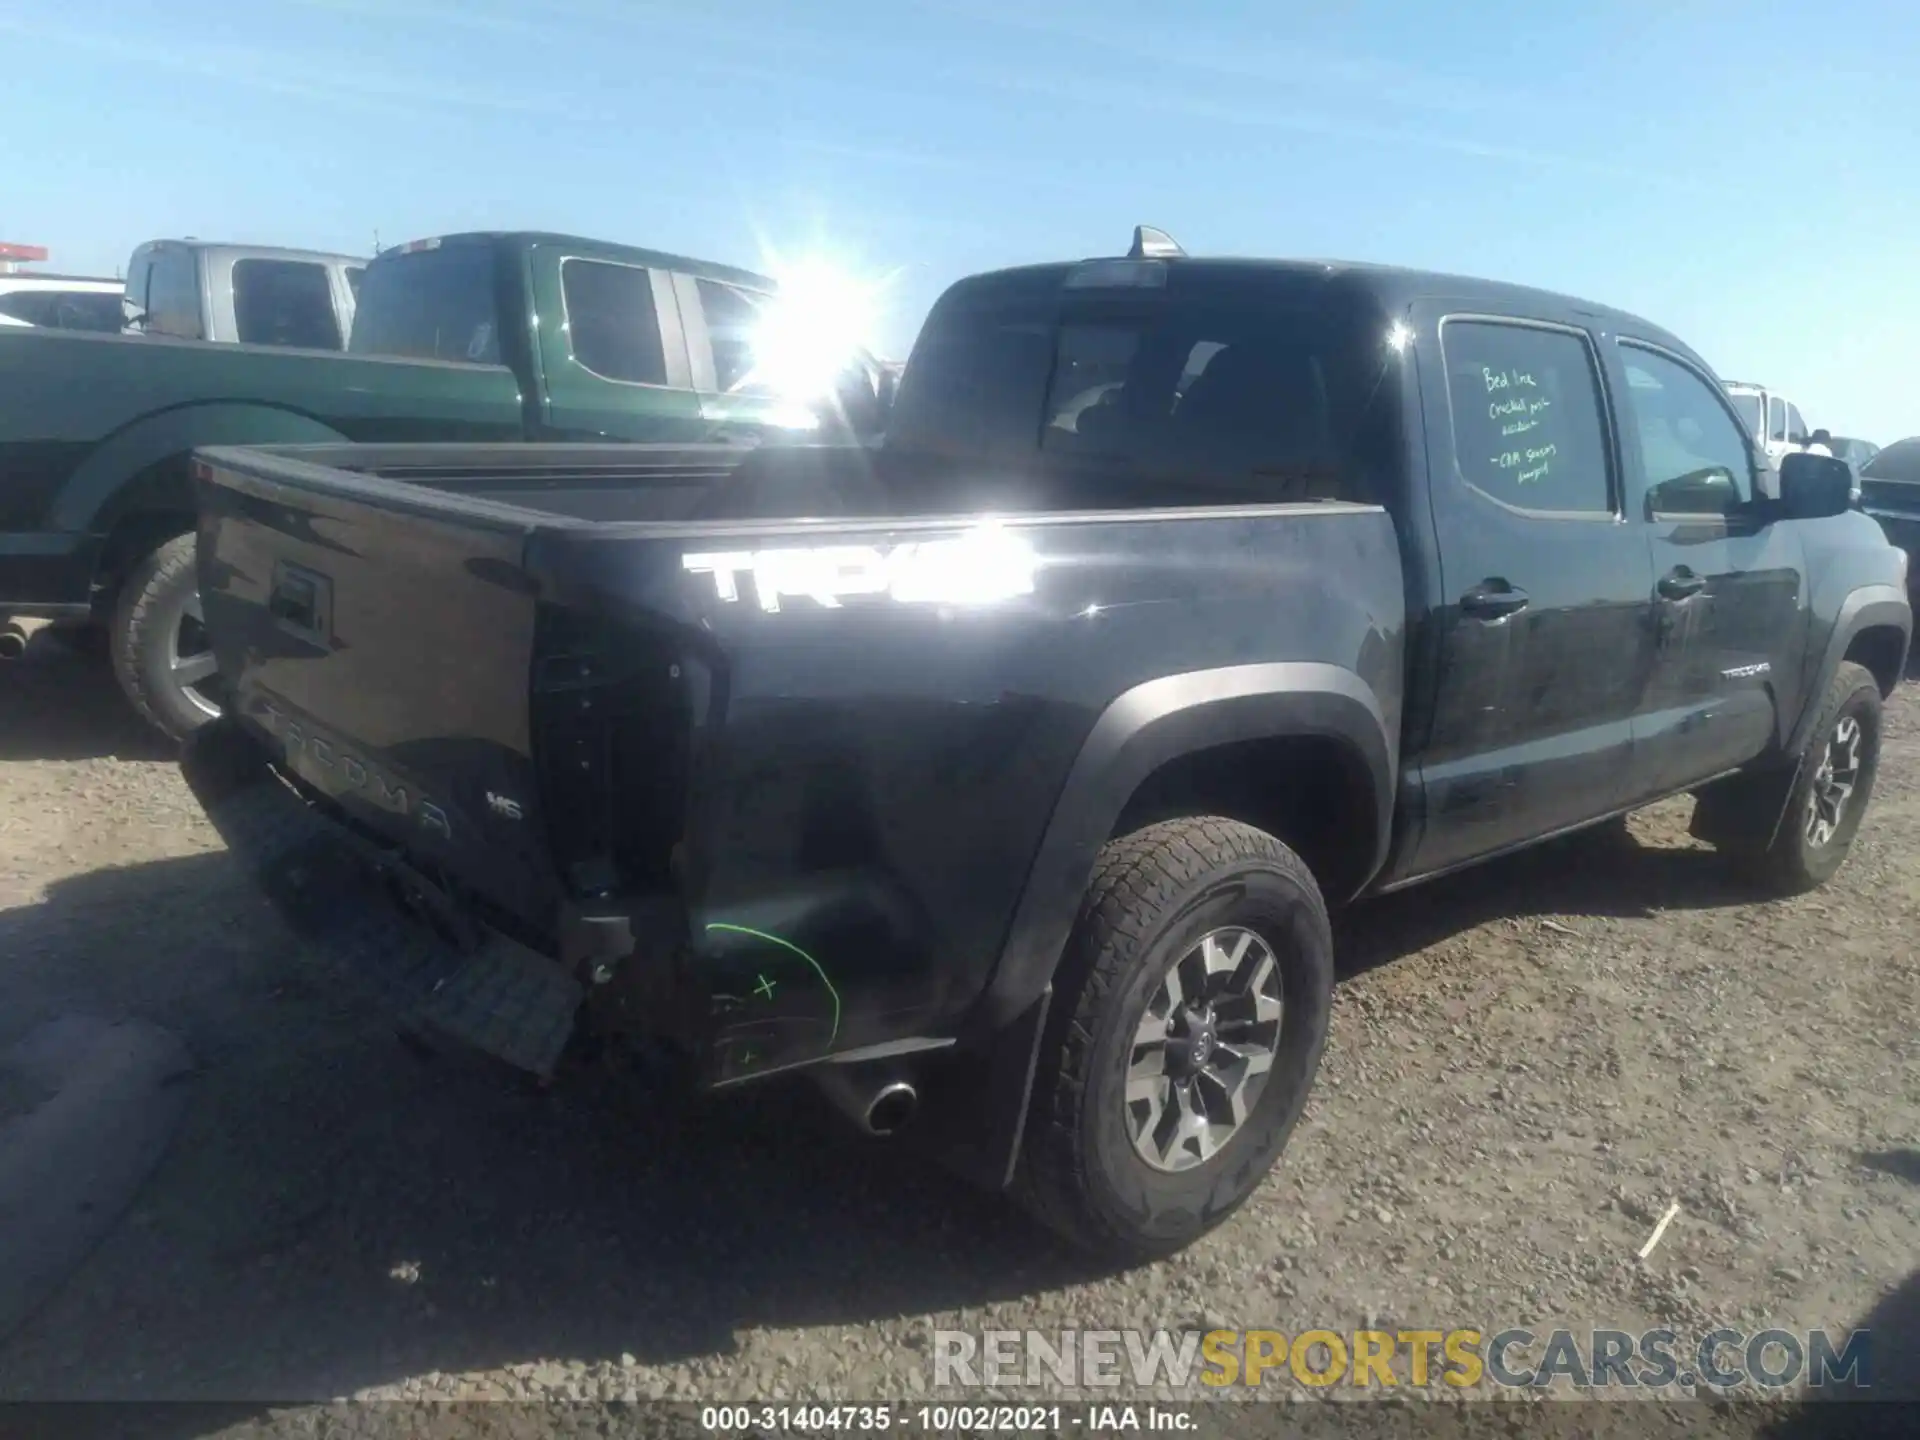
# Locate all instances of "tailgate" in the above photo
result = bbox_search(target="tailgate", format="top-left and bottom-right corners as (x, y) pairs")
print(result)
(192, 446), (562, 926)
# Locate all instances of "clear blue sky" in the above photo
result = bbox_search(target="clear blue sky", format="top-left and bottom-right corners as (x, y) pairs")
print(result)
(2, 0), (1915, 440)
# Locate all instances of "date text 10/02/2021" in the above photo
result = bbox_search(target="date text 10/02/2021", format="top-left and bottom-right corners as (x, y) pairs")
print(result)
(700, 1406), (1195, 1432)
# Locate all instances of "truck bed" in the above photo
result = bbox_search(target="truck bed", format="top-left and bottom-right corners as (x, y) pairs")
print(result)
(1862, 467), (1920, 573)
(216, 441), (760, 523)
(188, 440), (1404, 1082)
(0, 329), (526, 611)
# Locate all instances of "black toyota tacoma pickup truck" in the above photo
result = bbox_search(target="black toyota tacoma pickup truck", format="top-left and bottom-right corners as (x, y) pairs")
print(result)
(178, 229), (1911, 1259)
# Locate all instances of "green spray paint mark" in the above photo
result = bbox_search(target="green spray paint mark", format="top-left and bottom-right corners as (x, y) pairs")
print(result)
(705, 922), (841, 1046)
(754, 974), (778, 1000)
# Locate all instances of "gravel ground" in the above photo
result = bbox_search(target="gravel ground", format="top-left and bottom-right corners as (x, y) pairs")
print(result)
(0, 636), (1914, 1432)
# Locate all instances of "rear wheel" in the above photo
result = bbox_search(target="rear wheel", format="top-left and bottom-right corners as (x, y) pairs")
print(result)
(1018, 816), (1333, 1260)
(110, 533), (223, 742)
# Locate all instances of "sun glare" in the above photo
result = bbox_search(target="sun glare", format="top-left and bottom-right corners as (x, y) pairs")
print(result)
(740, 247), (896, 404)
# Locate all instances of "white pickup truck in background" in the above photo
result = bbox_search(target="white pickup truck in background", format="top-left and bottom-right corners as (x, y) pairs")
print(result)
(0, 273), (124, 332)
(1723, 380), (1834, 464)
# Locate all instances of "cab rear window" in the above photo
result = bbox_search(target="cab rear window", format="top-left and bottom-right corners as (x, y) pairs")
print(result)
(349, 245), (501, 364)
(233, 259), (341, 350)
(887, 310), (1056, 463)
(887, 282), (1382, 504)
(1856, 442), (1918, 518)
(0, 289), (124, 332)
(1037, 312), (1341, 499)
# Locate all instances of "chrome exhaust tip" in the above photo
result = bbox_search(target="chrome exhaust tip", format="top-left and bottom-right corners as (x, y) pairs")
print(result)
(0, 621), (29, 660)
(864, 1080), (918, 1136)
(814, 1066), (919, 1137)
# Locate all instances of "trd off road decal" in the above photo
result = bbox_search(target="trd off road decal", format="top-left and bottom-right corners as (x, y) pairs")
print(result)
(682, 526), (1038, 613)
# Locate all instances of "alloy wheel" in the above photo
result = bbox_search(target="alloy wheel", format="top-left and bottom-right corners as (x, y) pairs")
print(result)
(1805, 714), (1862, 849)
(1126, 926), (1285, 1173)
(165, 588), (223, 723)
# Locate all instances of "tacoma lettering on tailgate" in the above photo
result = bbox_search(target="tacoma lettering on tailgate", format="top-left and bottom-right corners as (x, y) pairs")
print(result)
(259, 702), (453, 840)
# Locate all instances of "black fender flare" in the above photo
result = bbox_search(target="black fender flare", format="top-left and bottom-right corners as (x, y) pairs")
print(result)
(1785, 584), (1911, 756)
(51, 402), (351, 536)
(972, 661), (1395, 1034)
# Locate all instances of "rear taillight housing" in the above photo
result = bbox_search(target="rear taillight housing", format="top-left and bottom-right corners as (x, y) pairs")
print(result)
(531, 608), (692, 900)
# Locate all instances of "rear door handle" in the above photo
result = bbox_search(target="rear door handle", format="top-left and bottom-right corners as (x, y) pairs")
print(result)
(1657, 569), (1707, 601)
(1460, 581), (1530, 620)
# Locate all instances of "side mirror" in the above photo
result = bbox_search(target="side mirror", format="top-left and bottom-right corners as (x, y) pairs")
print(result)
(1647, 467), (1742, 516)
(1779, 451), (1854, 519)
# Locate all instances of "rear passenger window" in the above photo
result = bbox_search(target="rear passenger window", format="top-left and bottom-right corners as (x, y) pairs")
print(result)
(1440, 320), (1611, 514)
(562, 259), (667, 386)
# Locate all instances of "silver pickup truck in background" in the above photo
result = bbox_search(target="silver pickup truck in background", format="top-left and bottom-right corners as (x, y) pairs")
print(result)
(123, 239), (366, 350)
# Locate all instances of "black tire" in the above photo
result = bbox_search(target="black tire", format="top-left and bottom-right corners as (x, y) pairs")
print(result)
(1017, 816), (1334, 1260)
(1719, 661), (1883, 897)
(110, 533), (222, 743)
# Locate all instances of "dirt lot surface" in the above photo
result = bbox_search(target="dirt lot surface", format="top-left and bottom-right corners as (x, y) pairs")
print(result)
(0, 637), (1914, 1433)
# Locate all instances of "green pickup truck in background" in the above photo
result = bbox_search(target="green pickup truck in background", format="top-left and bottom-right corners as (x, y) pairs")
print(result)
(0, 230), (887, 738)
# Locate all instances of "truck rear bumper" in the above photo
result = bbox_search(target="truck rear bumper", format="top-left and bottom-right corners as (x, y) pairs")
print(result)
(0, 531), (100, 616)
(180, 718), (583, 1076)
(180, 717), (1048, 1190)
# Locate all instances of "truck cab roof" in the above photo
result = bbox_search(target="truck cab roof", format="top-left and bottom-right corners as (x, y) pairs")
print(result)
(130, 239), (366, 268)
(0, 272), (120, 286)
(936, 250), (1705, 369)
(385, 231), (775, 294)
